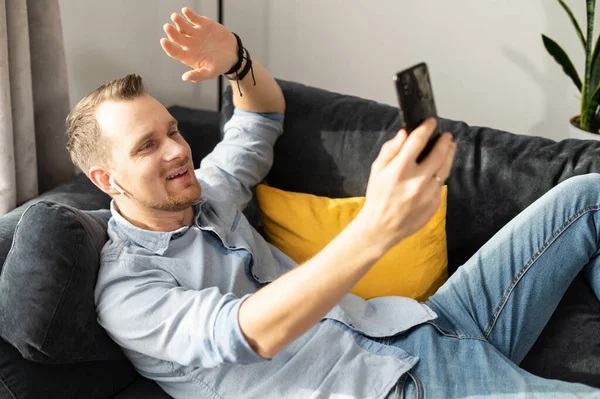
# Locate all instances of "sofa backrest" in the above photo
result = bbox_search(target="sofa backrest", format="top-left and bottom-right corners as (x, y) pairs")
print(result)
(222, 80), (600, 274)
(4, 80), (600, 276)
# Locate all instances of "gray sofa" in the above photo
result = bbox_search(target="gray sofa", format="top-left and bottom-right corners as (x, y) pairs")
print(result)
(1, 80), (600, 398)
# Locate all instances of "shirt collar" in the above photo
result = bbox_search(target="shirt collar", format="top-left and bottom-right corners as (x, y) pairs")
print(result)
(108, 198), (204, 255)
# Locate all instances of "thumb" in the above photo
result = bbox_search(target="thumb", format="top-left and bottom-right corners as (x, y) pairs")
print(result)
(372, 130), (407, 172)
(182, 68), (213, 83)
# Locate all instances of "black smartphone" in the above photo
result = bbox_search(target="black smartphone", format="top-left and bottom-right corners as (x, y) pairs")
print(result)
(394, 62), (441, 163)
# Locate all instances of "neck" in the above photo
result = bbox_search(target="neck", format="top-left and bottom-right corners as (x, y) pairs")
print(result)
(115, 201), (195, 232)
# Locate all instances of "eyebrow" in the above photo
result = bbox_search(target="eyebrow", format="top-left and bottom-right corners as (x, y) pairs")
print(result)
(129, 119), (178, 156)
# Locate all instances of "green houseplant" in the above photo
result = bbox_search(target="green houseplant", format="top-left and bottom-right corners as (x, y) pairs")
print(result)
(543, 0), (600, 135)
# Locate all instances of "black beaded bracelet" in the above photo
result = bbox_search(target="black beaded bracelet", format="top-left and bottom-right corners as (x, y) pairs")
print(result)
(224, 32), (256, 97)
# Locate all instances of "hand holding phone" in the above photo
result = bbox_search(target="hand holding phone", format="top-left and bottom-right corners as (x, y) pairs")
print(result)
(394, 62), (441, 163)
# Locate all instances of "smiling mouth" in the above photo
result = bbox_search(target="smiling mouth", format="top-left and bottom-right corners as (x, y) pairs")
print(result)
(166, 168), (189, 180)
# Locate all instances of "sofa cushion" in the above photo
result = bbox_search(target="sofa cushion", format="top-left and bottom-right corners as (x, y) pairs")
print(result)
(0, 174), (112, 274)
(0, 201), (124, 364)
(256, 184), (448, 301)
(0, 334), (137, 399)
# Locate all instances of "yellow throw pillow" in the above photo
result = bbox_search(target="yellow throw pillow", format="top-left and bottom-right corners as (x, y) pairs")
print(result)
(256, 184), (448, 301)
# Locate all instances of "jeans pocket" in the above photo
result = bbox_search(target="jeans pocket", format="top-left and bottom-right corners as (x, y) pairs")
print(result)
(425, 320), (487, 342)
(425, 320), (460, 338)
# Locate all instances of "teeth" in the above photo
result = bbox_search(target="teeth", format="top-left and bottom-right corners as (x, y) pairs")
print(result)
(167, 170), (186, 180)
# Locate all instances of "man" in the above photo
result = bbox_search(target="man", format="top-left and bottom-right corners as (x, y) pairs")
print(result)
(66, 7), (600, 398)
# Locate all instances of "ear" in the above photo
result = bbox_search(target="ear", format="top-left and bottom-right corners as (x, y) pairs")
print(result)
(89, 166), (118, 195)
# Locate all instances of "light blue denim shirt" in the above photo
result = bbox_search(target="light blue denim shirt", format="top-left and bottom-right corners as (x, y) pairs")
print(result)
(95, 109), (438, 399)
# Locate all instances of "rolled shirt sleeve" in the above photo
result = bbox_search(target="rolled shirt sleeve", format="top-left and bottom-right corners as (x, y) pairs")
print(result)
(196, 109), (284, 211)
(95, 262), (271, 369)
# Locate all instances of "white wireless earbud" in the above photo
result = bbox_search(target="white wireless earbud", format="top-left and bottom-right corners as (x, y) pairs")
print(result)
(109, 176), (126, 195)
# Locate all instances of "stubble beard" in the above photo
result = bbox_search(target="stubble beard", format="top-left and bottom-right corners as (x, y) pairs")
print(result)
(141, 179), (203, 212)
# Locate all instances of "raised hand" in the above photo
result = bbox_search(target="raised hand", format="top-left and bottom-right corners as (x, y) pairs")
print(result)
(160, 7), (238, 83)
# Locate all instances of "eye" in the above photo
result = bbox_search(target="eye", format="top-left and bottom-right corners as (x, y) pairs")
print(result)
(139, 141), (154, 152)
(168, 130), (180, 138)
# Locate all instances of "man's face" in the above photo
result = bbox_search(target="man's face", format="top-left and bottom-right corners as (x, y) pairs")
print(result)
(96, 94), (202, 212)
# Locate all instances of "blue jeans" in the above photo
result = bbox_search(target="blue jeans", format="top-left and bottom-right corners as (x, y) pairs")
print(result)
(386, 173), (600, 398)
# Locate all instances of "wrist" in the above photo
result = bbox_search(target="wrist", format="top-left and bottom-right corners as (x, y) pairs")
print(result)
(348, 213), (391, 259)
(224, 32), (245, 76)
(224, 52), (247, 79)
(222, 33), (256, 96)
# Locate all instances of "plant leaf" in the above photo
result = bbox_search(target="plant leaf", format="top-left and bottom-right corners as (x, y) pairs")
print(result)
(590, 34), (600, 102)
(583, 0), (596, 108)
(542, 34), (582, 91)
(582, 83), (600, 130)
(558, 0), (586, 49)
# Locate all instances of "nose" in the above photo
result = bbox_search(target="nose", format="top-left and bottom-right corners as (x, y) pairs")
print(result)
(163, 137), (188, 162)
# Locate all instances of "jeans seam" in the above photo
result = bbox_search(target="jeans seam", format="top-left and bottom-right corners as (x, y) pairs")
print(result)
(483, 204), (600, 339)
(398, 376), (406, 399)
(407, 371), (424, 399)
(425, 321), (487, 341)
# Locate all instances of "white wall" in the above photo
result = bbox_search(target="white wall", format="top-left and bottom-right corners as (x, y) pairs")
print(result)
(59, 0), (268, 111)
(60, 0), (599, 141)
(264, 0), (600, 141)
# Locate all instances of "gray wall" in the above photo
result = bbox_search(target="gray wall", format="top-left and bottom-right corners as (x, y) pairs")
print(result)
(60, 0), (597, 141)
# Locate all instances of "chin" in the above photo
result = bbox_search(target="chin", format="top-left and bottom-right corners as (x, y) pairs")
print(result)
(142, 184), (202, 212)
(165, 185), (202, 210)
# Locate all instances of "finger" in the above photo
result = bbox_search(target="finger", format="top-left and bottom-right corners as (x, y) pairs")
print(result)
(436, 140), (457, 183)
(371, 129), (407, 173)
(419, 132), (454, 176)
(160, 38), (185, 61)
(182, 7), (209, 27)
(426, 181), (444, 214)
(386, 118), (438, 172)
(163, 23), (191, 48)
(400, 118), (439, 164)
(182, 68), (213, 83)
(171, 13), (195, 36)
(371, 129), (406, 171)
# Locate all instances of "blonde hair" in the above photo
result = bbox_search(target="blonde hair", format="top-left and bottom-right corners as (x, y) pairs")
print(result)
(66, 74), (146, 175)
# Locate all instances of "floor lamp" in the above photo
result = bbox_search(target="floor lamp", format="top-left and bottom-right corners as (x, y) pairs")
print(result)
(217, 0), (224, 111)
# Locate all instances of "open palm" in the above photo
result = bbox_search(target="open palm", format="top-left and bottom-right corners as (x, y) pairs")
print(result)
(160, 8), (237, 83)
